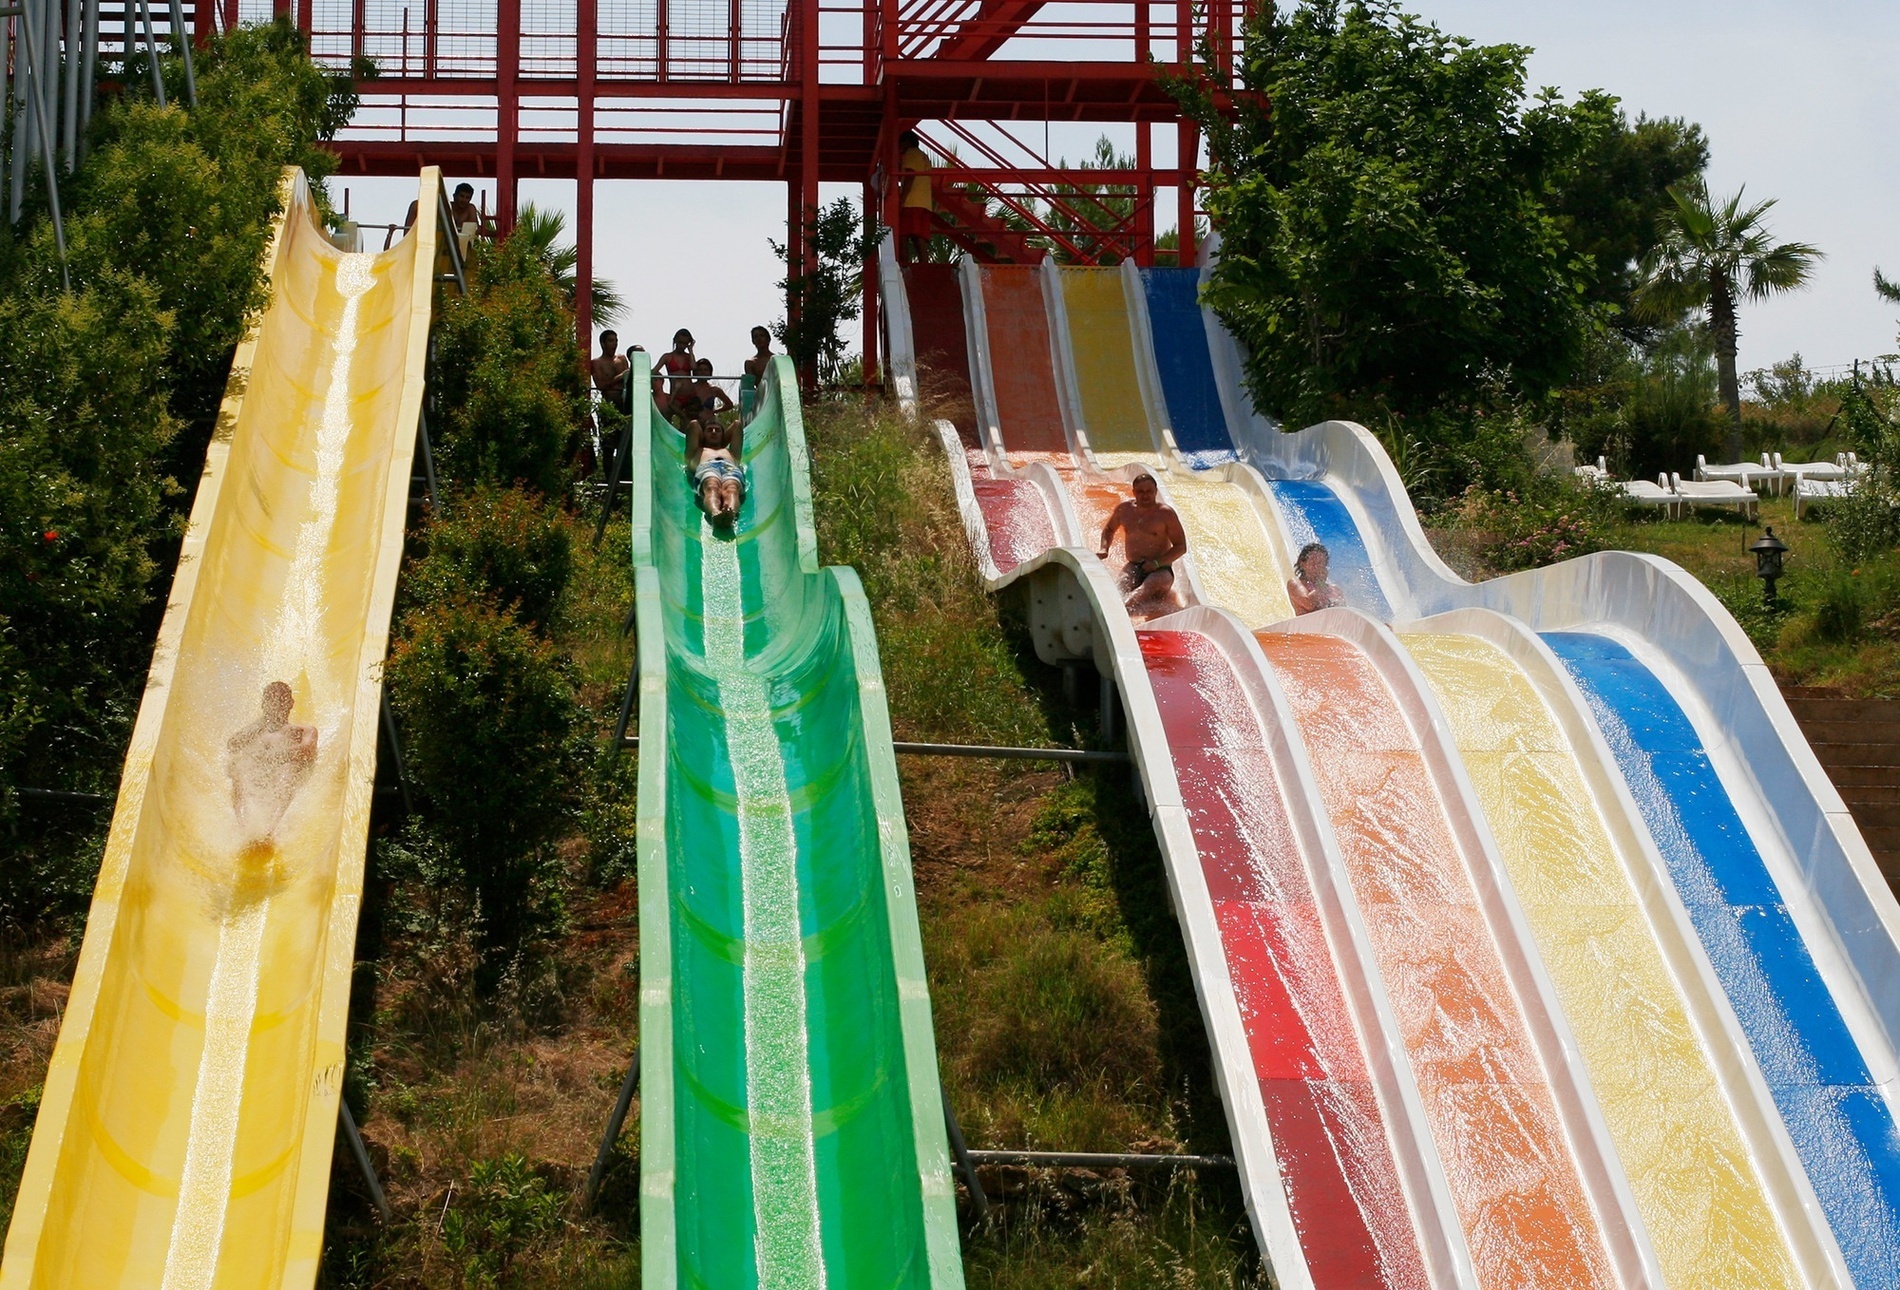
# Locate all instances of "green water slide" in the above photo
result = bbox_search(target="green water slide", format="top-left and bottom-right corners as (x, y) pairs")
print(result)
(629, 352), (964, 1288)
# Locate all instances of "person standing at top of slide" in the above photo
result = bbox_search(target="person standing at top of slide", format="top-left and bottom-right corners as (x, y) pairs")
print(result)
(1286, 542), (1344, 615)
(741, 326), (774, 420)
(898, 130), (935, 260)
(1098, 473), (1188, 618)
(653, 329), (696, 419)
(590, 330), (632, 413)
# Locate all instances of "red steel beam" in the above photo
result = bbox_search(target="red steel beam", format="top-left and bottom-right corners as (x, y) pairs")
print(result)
(929, 0), (1048, 62)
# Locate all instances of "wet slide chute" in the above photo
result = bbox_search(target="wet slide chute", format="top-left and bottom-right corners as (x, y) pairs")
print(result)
(629, 352), (963, 1287)
(883, 233), (1900, 1288)
(2, 170), (440, 1287)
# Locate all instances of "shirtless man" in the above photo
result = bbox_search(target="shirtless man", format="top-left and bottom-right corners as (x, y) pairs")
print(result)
(590, 330), (630, 412)
(1097, 473), (1187, 616)
(653, 329), (696, 420)
(226, 681), (318, 843)
(686, 415), (746, 526)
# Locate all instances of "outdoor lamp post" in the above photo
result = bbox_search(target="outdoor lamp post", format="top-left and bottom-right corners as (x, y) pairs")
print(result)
(1751, 526), (1790, 604)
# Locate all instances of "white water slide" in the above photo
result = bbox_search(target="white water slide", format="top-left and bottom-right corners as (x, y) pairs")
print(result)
(879, 233), (1900, 1290)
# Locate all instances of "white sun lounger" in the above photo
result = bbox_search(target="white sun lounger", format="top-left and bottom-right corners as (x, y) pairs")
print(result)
(1621, 474), (1680, 517)
(1695, 453), (1784, 493)
(1670, 472), (1759, 519)
(1774, 452), (1848, 487)
(1574, 455), (1610, 484)
(1794, 475), (1856, 519)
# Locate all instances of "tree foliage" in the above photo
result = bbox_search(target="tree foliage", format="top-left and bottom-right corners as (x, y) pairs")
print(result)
(431, 230), (588, 495)
(1176, 1), (1609, 426)
(1634, 179), (1822, 457)
(0, 22), (354, 873)
(774, 197), (877, 386)
(512, 203), (625, 329)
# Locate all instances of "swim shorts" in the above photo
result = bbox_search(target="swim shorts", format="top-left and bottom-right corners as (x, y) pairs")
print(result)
(1120, 560), (1172, 592)
(693, 457), (747, 496)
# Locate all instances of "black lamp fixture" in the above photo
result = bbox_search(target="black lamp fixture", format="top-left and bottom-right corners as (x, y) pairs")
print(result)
(1750, 526), (1790, 604)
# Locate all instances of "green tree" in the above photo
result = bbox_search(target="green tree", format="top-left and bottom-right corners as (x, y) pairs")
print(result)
(1634, 179), (1822, 460)
(512, 203), (625, 328)
(773, 197), (877, 387)
(1174, 0), (1606, 427)
(431, 230), (588, 494)
(1544, 104), (1708, 340)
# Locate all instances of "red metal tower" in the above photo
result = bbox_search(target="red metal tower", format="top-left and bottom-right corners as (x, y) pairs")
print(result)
(204, 0), (1243, 377)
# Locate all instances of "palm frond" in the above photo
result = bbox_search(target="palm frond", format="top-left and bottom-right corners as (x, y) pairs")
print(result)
(513, 202), (622, 326)
(1874, 267), (1900, 306)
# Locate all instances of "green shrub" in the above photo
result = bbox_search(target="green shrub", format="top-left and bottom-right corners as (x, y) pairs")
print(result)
(431, 234), (587, 496)
(386, 596), (582, 960)
(1810, 568), (1868, 645)
(406, 485), (574, 632)
(440, 1153), (565, 1284)
(1440, 477), (1621, 572)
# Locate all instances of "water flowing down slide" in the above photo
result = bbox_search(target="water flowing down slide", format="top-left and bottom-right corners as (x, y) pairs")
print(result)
(1, 170), (440, 1288)
(884, 238), (1900, 1286)
(629, 352), (962, 1287)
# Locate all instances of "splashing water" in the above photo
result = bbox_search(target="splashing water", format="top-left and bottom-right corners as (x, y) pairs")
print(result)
(700, 526), (826, 1285)
(161, 252), (378, 1290)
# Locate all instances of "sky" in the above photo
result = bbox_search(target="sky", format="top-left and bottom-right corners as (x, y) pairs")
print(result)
(327, 1), (1900, 379)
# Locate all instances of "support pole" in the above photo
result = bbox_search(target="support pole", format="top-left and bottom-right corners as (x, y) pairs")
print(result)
(1177, 119), (1197, 268)
(338, 1097), (392, 1222)
(592, 420), (632, 547)
(166, 0), (196, 107)
(582, 1045), (640, 1212)
(1099, 671), (1118, 744)
(575, 0), (596, 348)
(611, 651), (638, 751)
(79, 0), (97, 156)
(861, 179), (878, 390)
(797, 0), (819, 388)
(379, 691), (414, 815)
(136, 0), (165, 106)
(941, 1091), (990, 1220)
(495, 0), (519, 233)
(60, 0), (79, 169)
(416, 406), (440, 510)
(17, 0), (71, 288)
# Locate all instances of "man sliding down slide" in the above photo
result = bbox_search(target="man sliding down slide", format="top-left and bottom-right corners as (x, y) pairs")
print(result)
(226, 680), (318, 852)
(1097, 473), (1188, 619)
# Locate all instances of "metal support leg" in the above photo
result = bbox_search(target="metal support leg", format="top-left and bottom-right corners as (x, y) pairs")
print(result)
(592, 421), (632, 548)
(338, 1096), (392, 1222)
(611, 651), (639, 753)
(416, 407), (440, 510)
(583, 1045), (640, 1212)
(941, 1090), (989, 1221)
(379, 692), (414, 815)
(1099, 672), (1118, 745)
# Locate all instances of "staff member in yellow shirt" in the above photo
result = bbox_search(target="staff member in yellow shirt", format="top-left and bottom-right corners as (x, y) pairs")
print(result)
(898, 130), (935, 260)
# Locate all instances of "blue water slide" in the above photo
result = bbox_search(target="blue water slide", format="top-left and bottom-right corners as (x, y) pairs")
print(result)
(1260, 479), (1395, 621)
(1547, 631), (1900, 1288)
(1138, 267), (1235, 465)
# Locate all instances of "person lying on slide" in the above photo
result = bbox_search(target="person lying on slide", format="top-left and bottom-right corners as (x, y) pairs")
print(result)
(1286, 541), (1344, 615)
(226, 680), (318, 845)
(1097, 473), (1187, 617)
(687, 414), (746, 526)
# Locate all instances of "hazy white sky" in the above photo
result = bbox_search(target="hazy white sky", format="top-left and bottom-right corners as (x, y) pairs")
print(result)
(328, 1), (1900, 377)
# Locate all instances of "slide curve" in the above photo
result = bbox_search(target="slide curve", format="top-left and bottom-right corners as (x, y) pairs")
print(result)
(1, 169), (439, 1288)
(881, 231), (1900, 1288)
(628, 352), (962, 1287)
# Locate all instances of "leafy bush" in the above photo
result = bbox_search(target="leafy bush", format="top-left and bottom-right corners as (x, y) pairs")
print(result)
(1825, 378), (1900, 563)
(405, 485), (574, 633)
(431, 233), (587, 496)
(1808, 567), (1870, 645)
(385, 596), (582, 960)
(440, 1153), (565, 1284)
(1440, 477), (1621, 572)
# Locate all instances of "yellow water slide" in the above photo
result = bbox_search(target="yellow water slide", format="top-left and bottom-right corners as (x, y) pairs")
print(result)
(1, 169), (439, 1288)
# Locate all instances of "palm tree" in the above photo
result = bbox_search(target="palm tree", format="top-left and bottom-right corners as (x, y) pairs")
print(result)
(1634, 180), (1822, 461)
(512, 204), (625, 328)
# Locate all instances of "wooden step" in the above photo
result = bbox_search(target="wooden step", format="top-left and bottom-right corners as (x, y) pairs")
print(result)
(1842, 784), (1900, 807)
(1844, 802), (1900, 829)
(1786, 697), (1900, 725)
(1809, 739), (1900, 768)
(1824, 765), (1900, 789)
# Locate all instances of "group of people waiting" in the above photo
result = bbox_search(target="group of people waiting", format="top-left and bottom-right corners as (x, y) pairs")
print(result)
(1095, 472), (1344, 618)
(588, 325), (778, 527)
